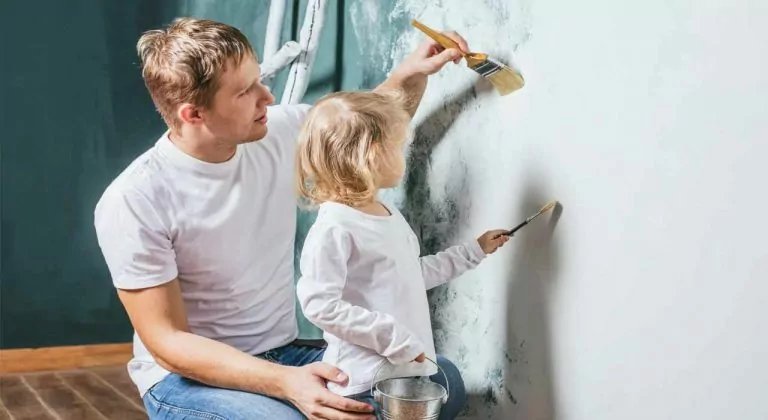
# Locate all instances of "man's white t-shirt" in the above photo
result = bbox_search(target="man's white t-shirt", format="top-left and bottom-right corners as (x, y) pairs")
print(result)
(94, 104), (311, 397)
(296, 201), (486, 396)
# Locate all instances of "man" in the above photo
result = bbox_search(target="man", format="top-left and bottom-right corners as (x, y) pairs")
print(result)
(94, 17), (469, 420)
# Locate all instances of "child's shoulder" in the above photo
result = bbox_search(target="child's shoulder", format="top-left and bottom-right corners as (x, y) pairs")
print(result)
(306, 200), (402, 242)
(305, 210), (353, 239)
(301, 213), (358, 256)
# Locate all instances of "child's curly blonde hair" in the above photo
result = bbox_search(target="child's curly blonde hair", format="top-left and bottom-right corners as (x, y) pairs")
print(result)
(296, 90), (412, 208)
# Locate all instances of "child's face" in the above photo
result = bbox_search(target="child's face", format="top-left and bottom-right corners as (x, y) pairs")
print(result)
(376, 140), (406, 189)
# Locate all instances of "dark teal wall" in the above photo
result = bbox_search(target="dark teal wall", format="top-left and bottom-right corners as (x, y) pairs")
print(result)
(0, 0), (382, 348)
(1, 0), (173, 348)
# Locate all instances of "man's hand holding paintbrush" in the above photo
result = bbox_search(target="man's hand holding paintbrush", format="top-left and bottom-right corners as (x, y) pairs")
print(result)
(378, 26), (470, 116)
(411, 19), (526, 96)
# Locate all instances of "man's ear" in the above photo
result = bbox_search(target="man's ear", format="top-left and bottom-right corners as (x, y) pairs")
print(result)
(178, 103), (203, 125)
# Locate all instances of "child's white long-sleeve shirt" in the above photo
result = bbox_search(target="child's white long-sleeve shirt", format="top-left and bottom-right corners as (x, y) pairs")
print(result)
(296, 201), (486, 396)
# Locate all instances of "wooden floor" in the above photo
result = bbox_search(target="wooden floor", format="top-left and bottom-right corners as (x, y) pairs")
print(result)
(0, 365), (147, 420)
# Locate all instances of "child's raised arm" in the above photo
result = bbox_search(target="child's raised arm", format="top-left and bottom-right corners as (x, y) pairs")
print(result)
(297, 224), (425, 365)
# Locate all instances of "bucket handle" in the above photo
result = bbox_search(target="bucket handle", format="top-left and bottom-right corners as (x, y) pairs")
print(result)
(369, 356), (449, 404)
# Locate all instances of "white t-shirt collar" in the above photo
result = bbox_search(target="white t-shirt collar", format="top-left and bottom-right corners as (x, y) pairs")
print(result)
(156, 131), (243, 176)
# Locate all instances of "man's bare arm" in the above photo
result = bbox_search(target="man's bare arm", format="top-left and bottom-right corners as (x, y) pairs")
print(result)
(118, 279), (375, 420)
(374, 31), (470, 117)
(117, 280), (285, 394)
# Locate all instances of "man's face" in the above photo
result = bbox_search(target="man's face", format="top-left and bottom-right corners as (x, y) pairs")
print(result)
(203, 53), (275, 145)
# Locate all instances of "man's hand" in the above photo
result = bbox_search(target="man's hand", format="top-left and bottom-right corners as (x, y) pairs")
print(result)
(414, 353), (426, 363)
(282, 362), (376, 420)
(376, 29), (471, 117)
(397, 31), (470, 77)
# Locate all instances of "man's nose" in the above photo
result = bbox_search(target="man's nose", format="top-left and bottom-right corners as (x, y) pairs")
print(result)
(260, 85), (275, 106)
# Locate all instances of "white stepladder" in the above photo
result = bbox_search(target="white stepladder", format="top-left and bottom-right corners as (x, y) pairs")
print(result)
(259, 0), (329, 105)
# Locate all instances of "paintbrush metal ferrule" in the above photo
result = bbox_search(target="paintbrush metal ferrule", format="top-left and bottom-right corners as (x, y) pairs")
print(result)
(470, 59), (502, 78)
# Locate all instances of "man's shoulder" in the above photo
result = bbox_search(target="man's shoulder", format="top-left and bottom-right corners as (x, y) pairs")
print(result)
(95, 142), (169, 215)
(262, 103), (312, 137)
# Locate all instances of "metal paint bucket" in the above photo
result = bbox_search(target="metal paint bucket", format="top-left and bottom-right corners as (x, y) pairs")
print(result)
(370, 357), (449, 420)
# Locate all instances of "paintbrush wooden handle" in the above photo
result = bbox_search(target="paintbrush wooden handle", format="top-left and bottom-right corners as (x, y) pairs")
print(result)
(411, 19), (490, 67)
(411, 19), (463, 53)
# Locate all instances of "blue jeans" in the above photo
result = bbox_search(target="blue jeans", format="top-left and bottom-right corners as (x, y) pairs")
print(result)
(142, 341), (466, 419)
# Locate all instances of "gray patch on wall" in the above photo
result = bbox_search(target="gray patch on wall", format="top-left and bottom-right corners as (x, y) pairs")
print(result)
(403, 86), (485, 358)
(401, 86), (482, 255)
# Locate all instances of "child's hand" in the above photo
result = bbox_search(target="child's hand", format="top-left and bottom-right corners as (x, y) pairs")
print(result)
(477, 230), (511, 254)
(414, 353), (426, 363)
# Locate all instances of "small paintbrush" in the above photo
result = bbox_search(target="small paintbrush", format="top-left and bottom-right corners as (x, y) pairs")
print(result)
(503, 200), (557, 237)
(411, 19), (525, 96)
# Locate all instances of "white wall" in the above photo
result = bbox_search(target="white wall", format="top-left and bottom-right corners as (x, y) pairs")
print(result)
(358, 0), (768, 418)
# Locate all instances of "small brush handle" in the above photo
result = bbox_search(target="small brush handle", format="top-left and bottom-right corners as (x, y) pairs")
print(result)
(506, 220), (528, 236)
(411, 19), (464, 54)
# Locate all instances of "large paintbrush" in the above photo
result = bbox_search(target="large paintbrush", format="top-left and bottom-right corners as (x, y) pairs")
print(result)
(411, 19), (525, 96)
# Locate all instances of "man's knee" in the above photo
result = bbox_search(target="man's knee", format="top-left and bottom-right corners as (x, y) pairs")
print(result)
(143, 373), (306, 420)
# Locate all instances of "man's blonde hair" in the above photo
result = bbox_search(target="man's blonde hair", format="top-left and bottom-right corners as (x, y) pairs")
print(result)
(136, 18), (254, 128)
(297, 90), (412, 208)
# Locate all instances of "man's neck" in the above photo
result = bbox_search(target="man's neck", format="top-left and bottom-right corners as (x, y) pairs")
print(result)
(168, 130), (237, 164)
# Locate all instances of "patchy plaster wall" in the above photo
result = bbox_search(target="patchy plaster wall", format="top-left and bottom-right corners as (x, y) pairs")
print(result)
(349, 0), (768, 419)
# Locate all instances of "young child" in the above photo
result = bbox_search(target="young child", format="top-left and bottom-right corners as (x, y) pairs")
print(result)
(295, 90), (509, 416)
